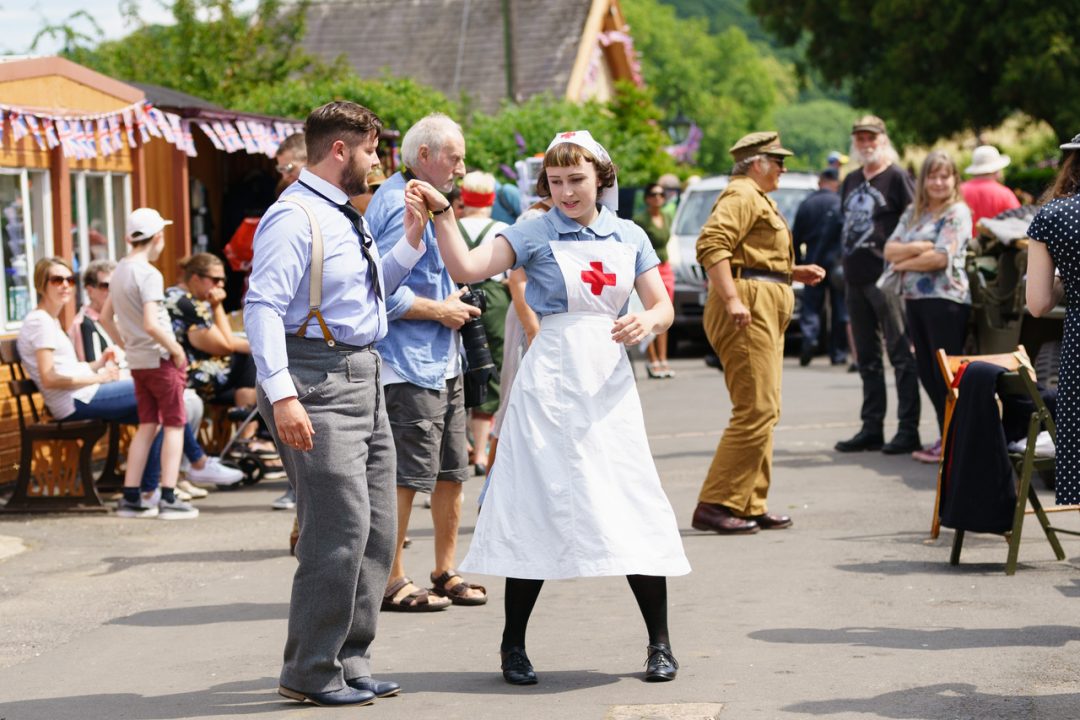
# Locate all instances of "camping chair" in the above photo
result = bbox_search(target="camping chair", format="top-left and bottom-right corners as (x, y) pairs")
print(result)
(932, 346), (1080, 574)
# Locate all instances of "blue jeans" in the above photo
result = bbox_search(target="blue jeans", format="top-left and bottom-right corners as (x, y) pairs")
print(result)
(66, 380), (205, 492)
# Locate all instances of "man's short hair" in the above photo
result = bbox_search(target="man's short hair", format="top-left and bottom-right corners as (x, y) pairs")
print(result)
(304, 102), (382, 165)
(276, 132), (307, 162)
(819, 167), (839, 182)
(401, 113), (463, 168)
(83, 259), (116, 288)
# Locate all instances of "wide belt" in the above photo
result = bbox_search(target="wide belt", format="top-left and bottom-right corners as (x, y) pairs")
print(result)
(732, 266), (791, 285)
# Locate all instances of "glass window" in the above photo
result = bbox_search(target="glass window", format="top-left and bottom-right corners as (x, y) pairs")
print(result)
(27, 171), (51, 273)
(85, 175), (109, 263)
(0, 172), (33, 325)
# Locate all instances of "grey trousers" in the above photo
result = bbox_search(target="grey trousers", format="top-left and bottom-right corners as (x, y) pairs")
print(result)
(257, 336), (397, 693)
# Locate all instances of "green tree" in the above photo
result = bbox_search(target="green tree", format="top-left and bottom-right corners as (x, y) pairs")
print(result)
(465, 84), (677, 187)
(623, 0), (780, 173)
(773, 99), (858, 170)
(63, 0), (318, 108)
(233, 72), (456, 130)
(748, 0), (1080, 143)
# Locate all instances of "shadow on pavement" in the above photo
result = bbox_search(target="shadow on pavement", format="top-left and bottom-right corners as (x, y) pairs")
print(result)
(0, 677), (286, 719)
(97, 549), (286, 575)
(749, 625), (1080, 650)
(383, 669), (625, 694)
(109, 602), (289, 626)
(784, 682), (1080, 719)
(834, 559), (1008, 575)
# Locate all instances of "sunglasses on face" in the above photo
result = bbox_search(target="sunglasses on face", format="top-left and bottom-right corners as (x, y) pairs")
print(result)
(276, 162), (298, 175)
(48, 275), (75, 287)
(646, 191), (666, 197)
(198, 273), (226, 286)
(768, 156), (785, 169)
(89, 281), (109, 290)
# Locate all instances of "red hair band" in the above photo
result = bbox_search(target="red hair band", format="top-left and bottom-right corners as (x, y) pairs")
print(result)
(461, 188), (496, 207)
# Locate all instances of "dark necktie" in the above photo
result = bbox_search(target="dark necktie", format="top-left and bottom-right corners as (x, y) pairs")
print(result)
(297, 181), (382, 298)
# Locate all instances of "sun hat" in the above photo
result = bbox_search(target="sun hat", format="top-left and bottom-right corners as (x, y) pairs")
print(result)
(965, 145), (1011, 175)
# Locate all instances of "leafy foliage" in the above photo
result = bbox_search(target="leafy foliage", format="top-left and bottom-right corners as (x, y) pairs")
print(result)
(747, 0), (1080, 142)
(773, 99), (860, 170)
(233, 72), (456, 131)
(465, 84), (677, 187)
(63, 0), (318, 108)
(623, 0), (780, 173)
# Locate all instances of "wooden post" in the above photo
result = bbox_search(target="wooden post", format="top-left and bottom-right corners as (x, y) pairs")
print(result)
(50, 146), (75, 327)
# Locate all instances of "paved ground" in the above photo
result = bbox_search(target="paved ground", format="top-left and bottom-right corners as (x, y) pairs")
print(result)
(2, 356), (1080, 720)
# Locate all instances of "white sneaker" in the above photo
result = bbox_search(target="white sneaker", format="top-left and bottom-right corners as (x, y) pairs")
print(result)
(116, 497), (159, 519)
(175, 487), (193, 502)
(187, 457), (244, 486)
(159, 497), (200, 520)
(271, 488), (296, 510)
(177, 478), (209, 499)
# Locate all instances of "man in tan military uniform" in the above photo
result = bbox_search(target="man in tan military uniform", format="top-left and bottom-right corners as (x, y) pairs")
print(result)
(692, 132), (826, 535)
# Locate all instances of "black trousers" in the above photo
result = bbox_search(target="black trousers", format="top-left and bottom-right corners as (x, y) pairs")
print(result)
(846, 281), (921, 435)
(906, 298), (970, 433)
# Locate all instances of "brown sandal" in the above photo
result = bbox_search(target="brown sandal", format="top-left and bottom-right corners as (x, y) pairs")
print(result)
(430, 569), (488, 606)
(381, 577), (451, 612)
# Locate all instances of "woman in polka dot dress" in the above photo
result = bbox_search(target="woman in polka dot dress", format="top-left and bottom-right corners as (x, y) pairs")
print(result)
(1026, 133), (1080, 504)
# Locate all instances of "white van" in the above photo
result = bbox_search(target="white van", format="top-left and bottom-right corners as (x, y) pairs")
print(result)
(668, 172), (819, 342)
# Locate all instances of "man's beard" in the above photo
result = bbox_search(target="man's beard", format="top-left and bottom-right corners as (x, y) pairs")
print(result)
(856, 146), (881, 167)
(340, 159), (369, 197)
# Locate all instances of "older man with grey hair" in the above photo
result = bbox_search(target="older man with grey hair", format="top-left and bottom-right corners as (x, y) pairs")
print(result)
(834, 115), (920, 455)
(365, 113), (488, 611)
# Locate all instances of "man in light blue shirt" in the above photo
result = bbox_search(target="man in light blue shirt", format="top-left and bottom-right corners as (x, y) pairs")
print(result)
(245, 101), (426, 707)
(365, 113), (488, 610)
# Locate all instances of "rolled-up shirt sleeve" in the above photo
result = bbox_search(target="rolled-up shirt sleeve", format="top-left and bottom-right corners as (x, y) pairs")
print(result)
(696, 191), (754, 270)
(244, 204), (311, 404)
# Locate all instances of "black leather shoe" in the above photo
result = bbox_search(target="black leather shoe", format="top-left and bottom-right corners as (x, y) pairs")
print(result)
(747, 512), (793, 530)
(691, 502), (759, 534)
(645, 643), (678, 682)
(501, 646), (538, 685)
(882, 432), (921, 454)
(799, 347), (814, 367)
(346, 676), (401, 697)
(278, 685), (375, 706)
(835, 430), (884, 452)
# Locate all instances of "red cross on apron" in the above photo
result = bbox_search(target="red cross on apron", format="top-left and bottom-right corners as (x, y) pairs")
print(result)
(581, 261), (616, 295)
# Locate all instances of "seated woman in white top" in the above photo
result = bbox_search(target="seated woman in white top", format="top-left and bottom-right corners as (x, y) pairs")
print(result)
(17, 258), (166, 492)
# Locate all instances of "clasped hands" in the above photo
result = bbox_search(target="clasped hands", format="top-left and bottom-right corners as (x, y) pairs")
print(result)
(402, 180), (450, 246)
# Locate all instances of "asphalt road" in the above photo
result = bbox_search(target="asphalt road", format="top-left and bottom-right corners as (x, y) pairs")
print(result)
(2, 355), (1079, 720)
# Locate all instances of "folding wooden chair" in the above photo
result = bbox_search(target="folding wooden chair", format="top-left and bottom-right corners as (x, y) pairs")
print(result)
(933, 346), (1080, 574)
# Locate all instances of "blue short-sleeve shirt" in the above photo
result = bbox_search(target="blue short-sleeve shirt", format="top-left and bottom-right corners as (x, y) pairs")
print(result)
(501, 205), (659, 316)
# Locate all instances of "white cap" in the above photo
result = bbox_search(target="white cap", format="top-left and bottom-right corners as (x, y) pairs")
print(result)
(126, 207), (172, 241)
(546, 130), (619, 211)
(965, 145), (1011, 175)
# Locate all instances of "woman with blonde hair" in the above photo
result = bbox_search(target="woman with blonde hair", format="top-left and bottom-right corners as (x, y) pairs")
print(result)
(883, 150), (972, 464)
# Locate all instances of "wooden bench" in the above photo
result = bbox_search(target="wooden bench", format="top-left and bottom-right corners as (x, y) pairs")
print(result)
(0, 338), (114, 512)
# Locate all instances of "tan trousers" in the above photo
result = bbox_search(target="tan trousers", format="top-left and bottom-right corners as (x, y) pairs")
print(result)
(699, 278), (793, 516)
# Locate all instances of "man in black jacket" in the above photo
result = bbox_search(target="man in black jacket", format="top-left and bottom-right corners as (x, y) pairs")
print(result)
(834, 115), (921, 454)
(794, 168), (847, 366)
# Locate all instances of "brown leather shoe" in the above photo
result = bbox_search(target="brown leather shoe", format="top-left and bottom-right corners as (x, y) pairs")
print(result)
(692, 502), (759, 534)
(747, 512), (793, 530)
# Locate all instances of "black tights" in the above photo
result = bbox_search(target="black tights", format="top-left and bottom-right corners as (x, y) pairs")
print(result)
(500, 575), (669, 651)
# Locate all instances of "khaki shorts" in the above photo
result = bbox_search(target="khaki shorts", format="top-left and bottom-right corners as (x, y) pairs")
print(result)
(384, 375), (471, 492)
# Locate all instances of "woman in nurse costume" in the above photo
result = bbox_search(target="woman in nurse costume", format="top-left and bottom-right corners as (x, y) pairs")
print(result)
(405, 131), (690, 685)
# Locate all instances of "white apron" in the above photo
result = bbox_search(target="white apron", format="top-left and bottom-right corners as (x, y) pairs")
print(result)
(460, 240), (691, 579)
